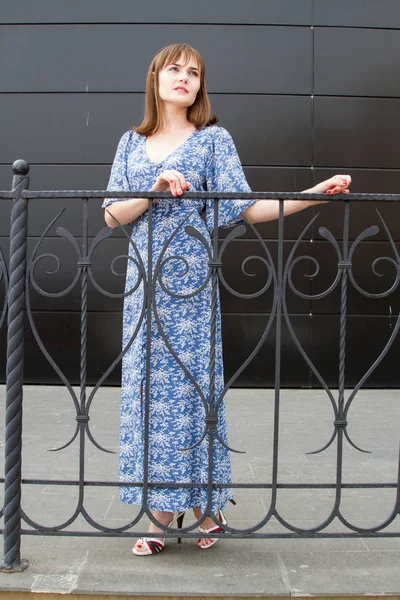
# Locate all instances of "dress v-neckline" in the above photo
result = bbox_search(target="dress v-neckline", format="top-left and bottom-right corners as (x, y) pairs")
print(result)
(144, 129), (198, 166)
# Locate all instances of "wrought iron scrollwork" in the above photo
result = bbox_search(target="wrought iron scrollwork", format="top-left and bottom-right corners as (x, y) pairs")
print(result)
(282, 208), (400, 458)
(26, 207), (147, 456)
(2, 178), (400, 549)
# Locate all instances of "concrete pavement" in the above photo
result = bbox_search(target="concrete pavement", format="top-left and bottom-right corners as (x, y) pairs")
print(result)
(0, 385), (399, 597)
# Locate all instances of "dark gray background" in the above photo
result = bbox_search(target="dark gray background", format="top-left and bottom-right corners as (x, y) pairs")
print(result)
(1, 0), (400, 387)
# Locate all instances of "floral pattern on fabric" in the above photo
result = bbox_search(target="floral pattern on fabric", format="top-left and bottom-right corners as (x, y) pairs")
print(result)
(103, 125), (256, 511)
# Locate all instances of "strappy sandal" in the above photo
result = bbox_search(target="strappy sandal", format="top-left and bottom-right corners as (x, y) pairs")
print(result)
(197, 510), (227, 550)
(132, 511), (185, 556)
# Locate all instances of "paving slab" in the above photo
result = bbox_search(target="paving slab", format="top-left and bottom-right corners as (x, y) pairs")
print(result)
(0, 385), (399, 597)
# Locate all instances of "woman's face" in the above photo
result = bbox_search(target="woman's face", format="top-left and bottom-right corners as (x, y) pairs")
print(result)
(157, 54), (201, 109)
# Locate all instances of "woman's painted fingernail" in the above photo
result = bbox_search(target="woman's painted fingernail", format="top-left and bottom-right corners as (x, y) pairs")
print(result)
(327, 190), (332, 194)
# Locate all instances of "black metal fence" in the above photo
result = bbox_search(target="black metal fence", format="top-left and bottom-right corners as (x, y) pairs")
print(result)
(1, 160), (400, 571)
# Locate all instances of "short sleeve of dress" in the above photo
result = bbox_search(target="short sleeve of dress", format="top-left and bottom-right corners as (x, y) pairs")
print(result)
(204, 127), (257, 230)
(102, 130), (134, 209)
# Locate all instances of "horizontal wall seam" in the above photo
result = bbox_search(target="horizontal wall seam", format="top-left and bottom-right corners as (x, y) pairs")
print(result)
(2, 23), (400, 31)
(0, 22), (315, 27)
(1, 237), (399, 244)
(0, 92), (314, 97)
(314, 24), (400, 32)
(4, 164), (400, 171)
(2, 92), (400, 100)
(7, 311), (397, 317)
(0, 163), (316, 168)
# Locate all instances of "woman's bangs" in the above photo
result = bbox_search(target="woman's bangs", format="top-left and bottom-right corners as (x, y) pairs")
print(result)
(159, 45), (202, 75)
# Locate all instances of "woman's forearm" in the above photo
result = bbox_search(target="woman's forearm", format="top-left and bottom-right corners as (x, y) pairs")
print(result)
(243, 176), (351, 224)
(243, 181), (325, 225)
(104, 198), (150, 228)
(243, 197), (319, 224)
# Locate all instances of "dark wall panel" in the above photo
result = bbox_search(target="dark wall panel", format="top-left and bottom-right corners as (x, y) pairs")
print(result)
(219, 240), (313, 315)
(0, 312), (312, 387)
(236, 168), (315, 242)
(213, 96), (312, 166)
(310, 315), (400, 388)
(0, 25), (312, 94)
(314, 28), (400, 97)
(0, 94), (313, 166)
(0, 165), (109, 192)
(14, 237), (317, 315)
(254, 204), (321, 243)
(309, 200), (400, 245)
(0, 198), (107, 238)
(1, 1), (400, 388)
(21, 312), (122, 386)
(312, 169), (400, 243)
(3, 311), (400, 388)
(1, 0), (313, 25)
(0, 94), (143, 164)
(222, 315), (311, 387)
(315, 0), (400, 29)
(310, 241), (400, 315)
(246, 167), (312, 193)
(0, 165), (110, 193)
(20, 237), (127, 312)
(314, 97), (400, 169)
(313, 168), (400, 194)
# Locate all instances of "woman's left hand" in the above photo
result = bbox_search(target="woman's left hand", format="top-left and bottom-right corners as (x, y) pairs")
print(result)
(316, 175), (352, 195)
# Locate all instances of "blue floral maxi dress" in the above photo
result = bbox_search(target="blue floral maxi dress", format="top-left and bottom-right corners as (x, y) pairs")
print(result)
(103, 126), (256, 512)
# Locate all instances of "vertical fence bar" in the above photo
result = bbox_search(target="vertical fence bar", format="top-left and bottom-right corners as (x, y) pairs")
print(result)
(77, 198), (90, 509)
(335, 200), (351, 500)
(143, 197), (153, 510)
(271, 200), (285, 512)
(0, 161), (30, 572)
(206, 200), (220, 515)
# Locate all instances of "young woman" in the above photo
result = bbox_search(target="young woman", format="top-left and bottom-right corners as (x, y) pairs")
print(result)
(103, 43), (351, 555)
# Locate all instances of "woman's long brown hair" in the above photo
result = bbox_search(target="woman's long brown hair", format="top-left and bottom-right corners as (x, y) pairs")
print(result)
(135, 43), (217, 136)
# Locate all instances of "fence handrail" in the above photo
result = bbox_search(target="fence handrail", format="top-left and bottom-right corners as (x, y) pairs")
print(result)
(1, 189), (400, 201)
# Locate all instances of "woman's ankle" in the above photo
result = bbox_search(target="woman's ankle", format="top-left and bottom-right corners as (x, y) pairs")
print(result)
(148, 510), (174, 533)
(192, 508), (215, 529)
(192, 507), (202, 520)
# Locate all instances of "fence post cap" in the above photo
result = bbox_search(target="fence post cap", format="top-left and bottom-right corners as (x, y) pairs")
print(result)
(12, 159), (30, 176)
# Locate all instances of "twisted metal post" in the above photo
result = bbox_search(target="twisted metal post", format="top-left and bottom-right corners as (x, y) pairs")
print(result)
(335, 201), (351, 499)
(77, 199), (90, 509)
(0, 160), (30, 572)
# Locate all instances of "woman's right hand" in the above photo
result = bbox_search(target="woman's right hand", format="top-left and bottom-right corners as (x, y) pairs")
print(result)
(151, 170), (191, 196)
